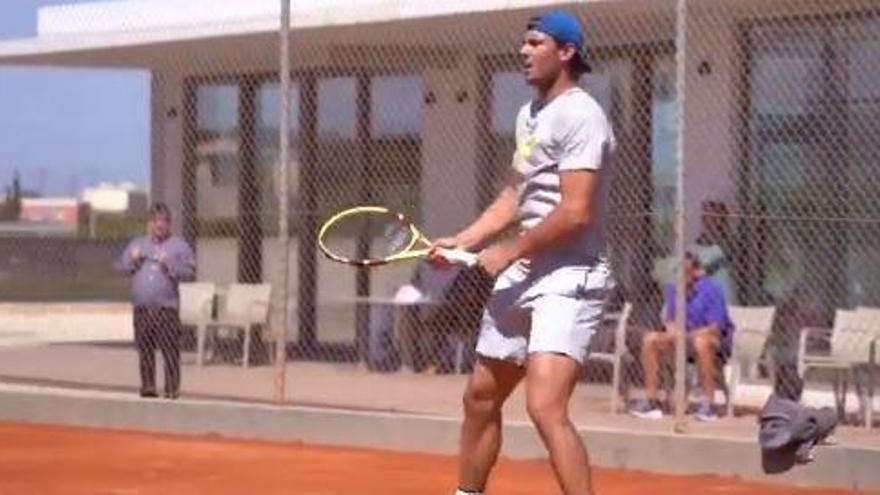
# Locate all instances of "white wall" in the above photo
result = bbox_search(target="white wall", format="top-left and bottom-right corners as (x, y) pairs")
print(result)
(261, 237), (299, 341)
(420, 58), (482, 238)
(195, 238), (239, 285)
(151, 69), (186, 233)
(680, 4), (740, 242)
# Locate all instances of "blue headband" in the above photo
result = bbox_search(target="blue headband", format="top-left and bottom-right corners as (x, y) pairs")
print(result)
(529, 10), (591, 73)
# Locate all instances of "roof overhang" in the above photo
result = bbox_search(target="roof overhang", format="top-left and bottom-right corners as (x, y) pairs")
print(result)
(0, 0), (597, 68)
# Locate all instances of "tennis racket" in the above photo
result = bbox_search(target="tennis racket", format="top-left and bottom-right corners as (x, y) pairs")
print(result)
(317, 206), (478, 267)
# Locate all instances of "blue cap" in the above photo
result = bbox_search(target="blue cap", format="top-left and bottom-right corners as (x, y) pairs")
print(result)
(527, 10), (591, 73)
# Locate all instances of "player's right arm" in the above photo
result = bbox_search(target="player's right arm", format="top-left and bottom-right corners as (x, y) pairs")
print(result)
(433, 104), (526, 256)
(434, 171), (519, 252)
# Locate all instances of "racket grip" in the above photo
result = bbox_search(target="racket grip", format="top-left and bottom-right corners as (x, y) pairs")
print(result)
(435, 247), (478, 267)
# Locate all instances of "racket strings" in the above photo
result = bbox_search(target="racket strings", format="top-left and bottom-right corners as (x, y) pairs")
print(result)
(320, 211), (417, 262)
(383, 222), (413, 254)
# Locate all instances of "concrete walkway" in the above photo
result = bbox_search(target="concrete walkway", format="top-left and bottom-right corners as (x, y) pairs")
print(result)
(0, 302), (878, 491)
(0, 342), (877, 449)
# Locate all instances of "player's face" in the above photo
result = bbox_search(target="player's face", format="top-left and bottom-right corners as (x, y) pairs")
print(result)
(148, 213), (171, 240)
(520, 30), (566, 88)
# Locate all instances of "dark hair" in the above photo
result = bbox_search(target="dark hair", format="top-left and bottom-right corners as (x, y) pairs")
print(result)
(148, 202), (172, 221)
(526, 16), (541, 31)
(701, 200), (729, 216)
(684, 250), (702, 269)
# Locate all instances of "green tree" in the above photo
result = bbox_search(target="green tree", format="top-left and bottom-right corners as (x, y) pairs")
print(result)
(0, 170), (22, 221)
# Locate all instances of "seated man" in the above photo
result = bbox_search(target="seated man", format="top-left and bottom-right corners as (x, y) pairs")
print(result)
(630, 251), (734, 421)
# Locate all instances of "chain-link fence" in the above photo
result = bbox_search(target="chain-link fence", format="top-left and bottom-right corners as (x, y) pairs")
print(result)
(0, 0), (879, 431)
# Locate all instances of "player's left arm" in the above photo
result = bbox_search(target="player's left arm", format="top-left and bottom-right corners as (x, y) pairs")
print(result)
(501, 169), (599, 260)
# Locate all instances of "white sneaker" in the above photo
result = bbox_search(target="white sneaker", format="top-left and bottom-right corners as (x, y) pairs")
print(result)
(819, 435), (837, 446)
(693, 402), (717, 422)
(629, 399), (664, 420)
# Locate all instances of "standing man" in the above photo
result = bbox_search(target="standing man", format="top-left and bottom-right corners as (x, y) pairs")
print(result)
(434, 10), (615, 495)
(119, 203), (195, 399)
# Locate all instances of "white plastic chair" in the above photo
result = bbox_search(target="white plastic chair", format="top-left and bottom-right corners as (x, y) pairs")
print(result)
(178, 282), (217, 367)
(799, 308), (880, 427)
(724, 305), (777, 417)
(798, 309), (873, 377)
(855, 307), (880, 428)
(586, 302), (633, 413)
(214, 283), (272, 368)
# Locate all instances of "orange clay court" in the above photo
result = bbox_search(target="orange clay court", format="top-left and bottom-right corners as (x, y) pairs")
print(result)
(0, 421), (864, 495)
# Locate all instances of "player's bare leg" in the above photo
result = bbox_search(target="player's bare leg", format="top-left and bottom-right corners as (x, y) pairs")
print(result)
(692, 328), (721, 400)
(457, 357), (525, 493)
(641, 330), (677, 400)
(525, 352), (594, 495)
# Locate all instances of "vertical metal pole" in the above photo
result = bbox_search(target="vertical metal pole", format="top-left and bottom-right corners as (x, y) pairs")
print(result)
(673, 0), (689, 433)
(274, 0), (292, 404)
(355, 76), (373, 365)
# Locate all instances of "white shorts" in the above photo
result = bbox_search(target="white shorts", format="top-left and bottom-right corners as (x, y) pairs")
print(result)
(475, 259), (611, 366)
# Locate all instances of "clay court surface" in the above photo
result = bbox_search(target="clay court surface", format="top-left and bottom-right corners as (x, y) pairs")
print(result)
(0, 421), (862, 495)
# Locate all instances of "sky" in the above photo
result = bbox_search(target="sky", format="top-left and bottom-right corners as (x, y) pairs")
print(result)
(0, 0), (149, 197)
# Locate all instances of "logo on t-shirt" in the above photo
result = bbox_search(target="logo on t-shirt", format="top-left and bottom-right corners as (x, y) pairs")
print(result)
(518, 134), (539, 159)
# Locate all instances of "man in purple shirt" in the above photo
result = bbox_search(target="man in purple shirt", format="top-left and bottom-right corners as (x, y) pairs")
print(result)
(119, 203), (195, 399)
(630, 251), (734, 421)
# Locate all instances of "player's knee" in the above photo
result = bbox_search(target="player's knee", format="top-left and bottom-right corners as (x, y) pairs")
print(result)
(693, 334), (717, 355)
(525, 394), (566, 428)
(462, 387), (500, 420)
(642, 331), (662, 351)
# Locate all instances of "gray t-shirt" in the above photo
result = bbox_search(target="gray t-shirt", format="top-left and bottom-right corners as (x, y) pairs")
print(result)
(512, 86), (615, 269)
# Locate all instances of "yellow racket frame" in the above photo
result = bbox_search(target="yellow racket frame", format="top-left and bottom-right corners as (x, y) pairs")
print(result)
(317, 206), (433, 266)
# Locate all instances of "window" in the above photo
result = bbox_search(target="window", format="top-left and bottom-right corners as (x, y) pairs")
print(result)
(193, 83), (240, 221)
(480, 69), (532, 208)
(651, 56), (678, 250)
(744, 14), (880, 307)
(371, 76), (423, 137)
(196, 84), (238, 133)
(257, 81), (301, 232)
(370, 76), (423, 217)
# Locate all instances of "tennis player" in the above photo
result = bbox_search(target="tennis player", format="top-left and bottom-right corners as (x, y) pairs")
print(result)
(433, 10), (615, 495)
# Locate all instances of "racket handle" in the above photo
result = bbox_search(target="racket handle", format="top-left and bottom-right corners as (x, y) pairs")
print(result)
(435, 247), (478, 267)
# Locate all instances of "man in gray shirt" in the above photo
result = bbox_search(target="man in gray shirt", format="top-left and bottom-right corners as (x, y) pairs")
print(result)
(435, 10), (614, 495)
(119, 203), (195, 399)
